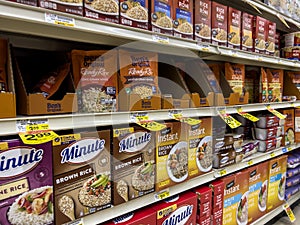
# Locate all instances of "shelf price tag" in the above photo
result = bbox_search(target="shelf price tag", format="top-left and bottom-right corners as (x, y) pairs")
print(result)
(155, 189), (170, 201)
(168, 110), (201, 126)
(45, 13), (75, 27)
(229, 50), (238, 57)
(266, 105), (287, 119)
(214, 169), (227, 178)
(283, 203), (296, 223)
(217, 108), (242, 129)
(152, 35), (169, 44)
(236, 107), (259, 122)
(198, 44), (210, 52)
(270, 151), (276, 158)
(247, 160), (254, 166)
(64, 219), (84, 225)
(131, 112), (166, 131)
(282, 147), (287, 153)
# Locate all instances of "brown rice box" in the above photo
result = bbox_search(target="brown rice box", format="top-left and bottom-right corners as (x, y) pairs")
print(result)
(52, 131), (111, 225)
(194, 0), (211, 43)
(211, 2), (228, 46)
(120, 0), (149, 30)
(241, 12), (254, 52)
(84, 0), (119, 23)
(227, 7), (241, 50)
(266, 69), (283, 102)
(209, 180), (224, 225)
(152, 191), (197, 225)
(247, 162), (269, 224)
(151, 0), (173, 35)
(253, 16), (267, 54)
(280, 109), (295, 146)
(266, 21), (276, 56)
(71, 50), (118, 113)
(112, 126), (155, 205)
(173, 0), (193, 39)
(267, 155), (288, 212)
(225, 63), (245, 97)
(0, 140), (53, 225)
(102, 208), (156, 224)
(156, 121), (188, 192)
(222, 170), (249, 225)
(39, 0), (83, 16)
(185, 117), (212, 179)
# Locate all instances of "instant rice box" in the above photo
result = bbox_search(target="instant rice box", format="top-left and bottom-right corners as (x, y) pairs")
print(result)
(152, 191), (197, 225)
(0, 139), (53, 225)
(173, 0), (194, 39)
(112, 126), (155, 205)
(53, 131), (111, 225)
(194, 0), (211, 43)
(228, 7), (241, 50)
(156, 121), (188, 192)
(247, 162), (269, 224)
(211, 2), (228, 46)
(221, 170), (249, 225)
(267, 155), (288, 212)
(151, 0), (173, 35)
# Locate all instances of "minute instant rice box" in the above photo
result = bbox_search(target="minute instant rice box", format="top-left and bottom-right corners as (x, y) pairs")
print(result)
(0, 139), (53, 225)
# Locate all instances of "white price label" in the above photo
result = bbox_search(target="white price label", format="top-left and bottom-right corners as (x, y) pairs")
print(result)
(155, 189), (170, 200)
(198, 44), (210, 52)
(152, 35), (169, 44)
(229, 50), (238, 57)
(45, 13), (75, 27)
(16, 119), (49, 133)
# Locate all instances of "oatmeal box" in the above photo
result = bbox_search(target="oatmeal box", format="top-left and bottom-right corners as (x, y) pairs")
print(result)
(156, 121), (188, 192)
(112, 126), (155, 205)
(0, 139), (53, 225)
(194, 0), (211, 43)
(173, 0), (194, 39)
(53, 131), (111, 225)
(151, 0), (173, 35)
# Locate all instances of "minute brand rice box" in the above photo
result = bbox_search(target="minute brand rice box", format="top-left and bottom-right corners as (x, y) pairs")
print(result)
(222, 170), (249, 225)
(53, 131), (111, 225)
(267, 155), (288, 212)
(248, 162), (269, 224)
(112, 126), (155, 205)
(152, 191), (197, 225)
(0, 139), (53, 225)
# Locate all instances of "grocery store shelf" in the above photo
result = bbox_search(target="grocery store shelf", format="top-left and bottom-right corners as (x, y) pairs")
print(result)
(251, 191), (300, 225)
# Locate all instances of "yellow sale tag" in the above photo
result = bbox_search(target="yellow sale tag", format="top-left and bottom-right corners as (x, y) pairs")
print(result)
(0, 142), (8, 150)
(283, 203), (296, 223)
(288, 147), (293, 151)
(19, 131), (59, 145)
(270, 152), (276, 158)
(237, 108), (259, 122)
(247, 160), (254, 166)
(26, 124), (49, 132)
(169, 111), (202, 126)
(155, 190), (170, 201)
(266, 105), (287, 119)
(220, 169), (227, 176)
(218, 109), (242, 129)
(137, 121), (166, 131)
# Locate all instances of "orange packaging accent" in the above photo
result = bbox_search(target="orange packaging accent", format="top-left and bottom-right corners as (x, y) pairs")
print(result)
(266, 69), (283, 102)
(225, 63), (245, 97)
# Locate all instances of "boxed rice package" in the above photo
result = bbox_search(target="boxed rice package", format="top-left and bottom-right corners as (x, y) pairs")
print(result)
(84, 0), (119, 23)
(247, 162), (269, 224)
(194, 0), (211, 43)
(267, 69), (284, 102)
(118, 49), (160, 111)
(39, 0), (83, 16)
(225, 63), (245, 97)
(295, 109), (300, 143)
(266, 21), (276, 56)
(253, 16), (267, 54)
(120, 0), (149, 30)
(209, 180), (224, 225)
(152, 191), (197, 225)
(280, 109), (295, 146)
(151, 0), (173, 35)
(211, 2), (228, 46)
(193, 186), (212, 225)
(222, 170), (249, 225)
(260, 68), (269, 103)
(185, 117), (213, 179)
(267, 155), (288, 212)
(71, 50), (118, 113)
(156, 121), (188, 192)
(52, 131), (111, 224)
(102, 208), (156, 224)
(173, 0), (193, 39)
(112, 126), (155, 205)
(0, 140), (53, 225)
(227, 7), (241, 50)
(241, 12), (254, 52)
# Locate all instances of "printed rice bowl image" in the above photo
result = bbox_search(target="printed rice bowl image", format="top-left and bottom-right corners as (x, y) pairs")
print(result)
(236, 191), (248, 225)
(153, 16), (173, 30)
(196, 136), (213, 172)
(49, 0), (82, 6)
(121, 5), (148, 22)
(278, 174), (286, 201)
(7, 186), (54, 225)
(132, 161), (155, 191)
(167, 141), (188, 183)
(85, 0), (119, 15)
(258, 180), (268, 212)
(175, 22), (193, 35)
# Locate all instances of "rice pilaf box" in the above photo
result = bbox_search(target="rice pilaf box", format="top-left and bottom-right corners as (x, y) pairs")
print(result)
(0, 139), (53, 225)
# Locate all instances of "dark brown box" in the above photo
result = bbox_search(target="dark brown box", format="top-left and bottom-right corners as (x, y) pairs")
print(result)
(84, 0), (119, 23)
(211, 2), (227, 46)
(39, 0), (83, 16)
(151, 0), (173, 35)
(227, 7), (241, 49)
(194, 0), (211, 43)
(173, 0), (193, 39)
(266, 21), (276, 56)
(241, 12), (254, 52)
(253, 16), (267, 54)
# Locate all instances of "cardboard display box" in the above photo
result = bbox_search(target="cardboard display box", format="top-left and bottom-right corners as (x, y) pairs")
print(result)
(11, 47), (77, 115)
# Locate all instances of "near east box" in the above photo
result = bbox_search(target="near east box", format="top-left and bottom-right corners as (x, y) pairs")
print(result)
(11, 47), (77, 115)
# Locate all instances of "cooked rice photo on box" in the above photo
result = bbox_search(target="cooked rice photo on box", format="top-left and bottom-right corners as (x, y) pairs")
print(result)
(167, 144), (188, 181)
(121, 1), (148, 21)
(132, 161), (155, 191)
(196, 138), (213, 171)
(117, 179), (129, 202)
(86, 0), (118, 13)
(153, 11), (172, 28)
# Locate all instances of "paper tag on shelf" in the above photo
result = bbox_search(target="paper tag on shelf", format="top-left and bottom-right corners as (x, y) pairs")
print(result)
(217, 108), (242, 129)
(16, 119), (49, 133)
(229, 50), (238, 57)
(0, 142), (8, 151)
(152, 35), (169, 44)
(19, 131), (59, 145)
(288, 146), (293, 151)
(270, 151), (276, 158)
(266, 105), (287, 119)
(255, 55), (263, 61)
(247, 160), (254, 166)
(168, 110), (201, 125)
(131, 113), (166, 131)
(45, 13), (75, 27)
(155, 189), (170, 200)
(236, 107), (259, 122)
(214, 169), (227, 178)
(198, 44), (210, 52)
(283, 203), (296, 223)
(63, 218), (84, 225)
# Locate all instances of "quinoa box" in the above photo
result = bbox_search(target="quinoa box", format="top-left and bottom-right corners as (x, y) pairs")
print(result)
(173, 0), (193, 39)
(241, 12), (254, 52)
(152, 191), (197, 225)
(0, 139), (53, 225)
(248, 162), (269, 224)
(151, 0), (173, 35)
(52, 131), (111, 225)
(227, 7), (241, 50)
(120, 0), (149, 30)
(156, 121), (188, 192)
(112, 126), (155, 205)
(194, 0), (211, 43)
(211, 2), (228, 46)
(267, 155), (288, 212)
(222, 170), (249, 225)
